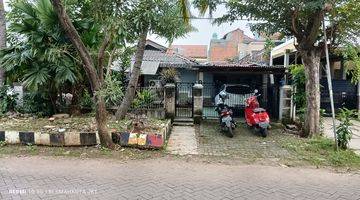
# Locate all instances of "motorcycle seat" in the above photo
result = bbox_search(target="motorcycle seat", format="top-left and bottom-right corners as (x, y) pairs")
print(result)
(253, 108), (266, 113)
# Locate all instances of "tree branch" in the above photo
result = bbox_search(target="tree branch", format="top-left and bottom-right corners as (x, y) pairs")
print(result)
(305, 10), (324, 48)
(291, 9), (300, 38)
(97, 30), (112, 84)
(105, 48), (116, 78)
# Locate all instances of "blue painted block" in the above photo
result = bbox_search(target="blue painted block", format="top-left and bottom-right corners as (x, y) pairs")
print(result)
(119, 132), (130, 146)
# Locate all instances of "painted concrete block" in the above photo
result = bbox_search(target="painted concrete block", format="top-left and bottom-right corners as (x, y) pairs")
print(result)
(128, 133), (138, 145)
(64, 132), (81, 146)
(80, 133), (97, 146)
(5, 131), (20, 144)
(119, 132), (130, 145)
(34, 132), (50, 146)
(19, 132), (35, 144)
(50, 133), (65, 146)
(111, 132), (121, 144)
(0, 131), (5, 142)
(95, 131), (100, 144)
(146, 134), (164, 148)
(138, 134), (147, 146)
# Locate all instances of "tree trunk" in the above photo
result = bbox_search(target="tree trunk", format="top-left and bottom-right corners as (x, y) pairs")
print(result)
(0, 0), (6, 86)
(51, 0), (114, 149)
(95, 94), (114, 148)
(115, 28), (148, 119)
(300, 49), (321, 137)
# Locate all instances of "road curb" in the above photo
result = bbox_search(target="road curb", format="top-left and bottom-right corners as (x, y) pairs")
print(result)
(0, 120), (172, 149)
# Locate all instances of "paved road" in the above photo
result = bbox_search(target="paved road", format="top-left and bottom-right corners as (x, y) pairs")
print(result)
(0, 156), (360, 200)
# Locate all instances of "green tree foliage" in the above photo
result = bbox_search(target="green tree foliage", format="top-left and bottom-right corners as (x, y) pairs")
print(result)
(342, 44), (360, 84)
(264, 38), (275, 61)
(2, 0), (81, 90)
(290, 64), (306, 110)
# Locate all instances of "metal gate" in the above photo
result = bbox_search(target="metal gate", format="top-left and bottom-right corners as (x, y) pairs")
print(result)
(203, 83), (218, 118)
(175, 83), (193, 118)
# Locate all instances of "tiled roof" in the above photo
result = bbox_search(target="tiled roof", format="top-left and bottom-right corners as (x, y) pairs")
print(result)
(124, 50), (198, 69)
(197, 61), (284, 69)
(169, 45), (208, 59)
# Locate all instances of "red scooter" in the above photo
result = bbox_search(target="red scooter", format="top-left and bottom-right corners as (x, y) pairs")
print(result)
(245, 90), (270, 137)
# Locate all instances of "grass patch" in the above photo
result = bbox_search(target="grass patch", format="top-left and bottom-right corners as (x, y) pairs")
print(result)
(281, 136), (360, 169)
(0, 116), (167, 134)
(0, 144), (166, 161)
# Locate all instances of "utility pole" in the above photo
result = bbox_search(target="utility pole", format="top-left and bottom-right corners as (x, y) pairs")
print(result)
(322, 18), (338, 151)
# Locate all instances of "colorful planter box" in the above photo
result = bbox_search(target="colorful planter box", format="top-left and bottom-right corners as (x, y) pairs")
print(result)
(110, 120), (172, 149)
(0, 119), (172, 149)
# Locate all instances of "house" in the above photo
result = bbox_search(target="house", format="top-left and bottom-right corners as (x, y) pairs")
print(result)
(208, 28), (281, 62)
(113, 33), (286, 118)
(112, 40), (199, 86)
(270, 38), (359, 112)
(168, 45), (208, 63)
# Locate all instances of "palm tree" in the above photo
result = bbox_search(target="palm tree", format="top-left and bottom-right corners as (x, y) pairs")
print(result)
(178, 0), (213, 22)
(0, 0), (6, 86)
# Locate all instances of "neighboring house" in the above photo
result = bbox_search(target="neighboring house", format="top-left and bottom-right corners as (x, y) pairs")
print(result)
(270, 38), (359, 112)
(112, 40), (198, 87)
(168, 45), (208, 63)
(208, 28), (280, 62)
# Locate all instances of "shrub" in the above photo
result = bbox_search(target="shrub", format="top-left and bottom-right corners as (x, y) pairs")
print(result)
(289, 64), (306, 111)
(100, 76), (124, 108)
(20, 92), (54, 117)
(0, 85), (18, 114)
(160, 68), (180, 84)
(132, 89), (155, 109)
(336, 108), (356, 150)
(79, 90), (94, 110)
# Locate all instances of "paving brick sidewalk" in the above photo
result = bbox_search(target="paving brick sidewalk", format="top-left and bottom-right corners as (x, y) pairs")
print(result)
(1, 156), (360, 200)
(167, 125), (198, 155)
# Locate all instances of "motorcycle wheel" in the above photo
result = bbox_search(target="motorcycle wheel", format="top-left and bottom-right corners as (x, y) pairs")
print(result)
(260, 128), (268, 138)
(227, 126), (234, 138)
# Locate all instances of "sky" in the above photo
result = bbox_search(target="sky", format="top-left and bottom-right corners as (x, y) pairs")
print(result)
(3, 1), (255, 47)
(148, 5), (255, 47)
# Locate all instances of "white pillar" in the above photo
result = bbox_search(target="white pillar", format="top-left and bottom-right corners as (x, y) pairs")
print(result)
(198, 72), (204, 83)
(284, 50), (290, 84)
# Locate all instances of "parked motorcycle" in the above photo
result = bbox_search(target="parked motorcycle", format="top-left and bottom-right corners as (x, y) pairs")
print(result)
(244, 90), (270, 137)
(215, 91), (236, 137)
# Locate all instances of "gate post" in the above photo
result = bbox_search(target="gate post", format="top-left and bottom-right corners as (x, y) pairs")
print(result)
(164, 83), (176, 120)
(193, 83), (203, 124)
